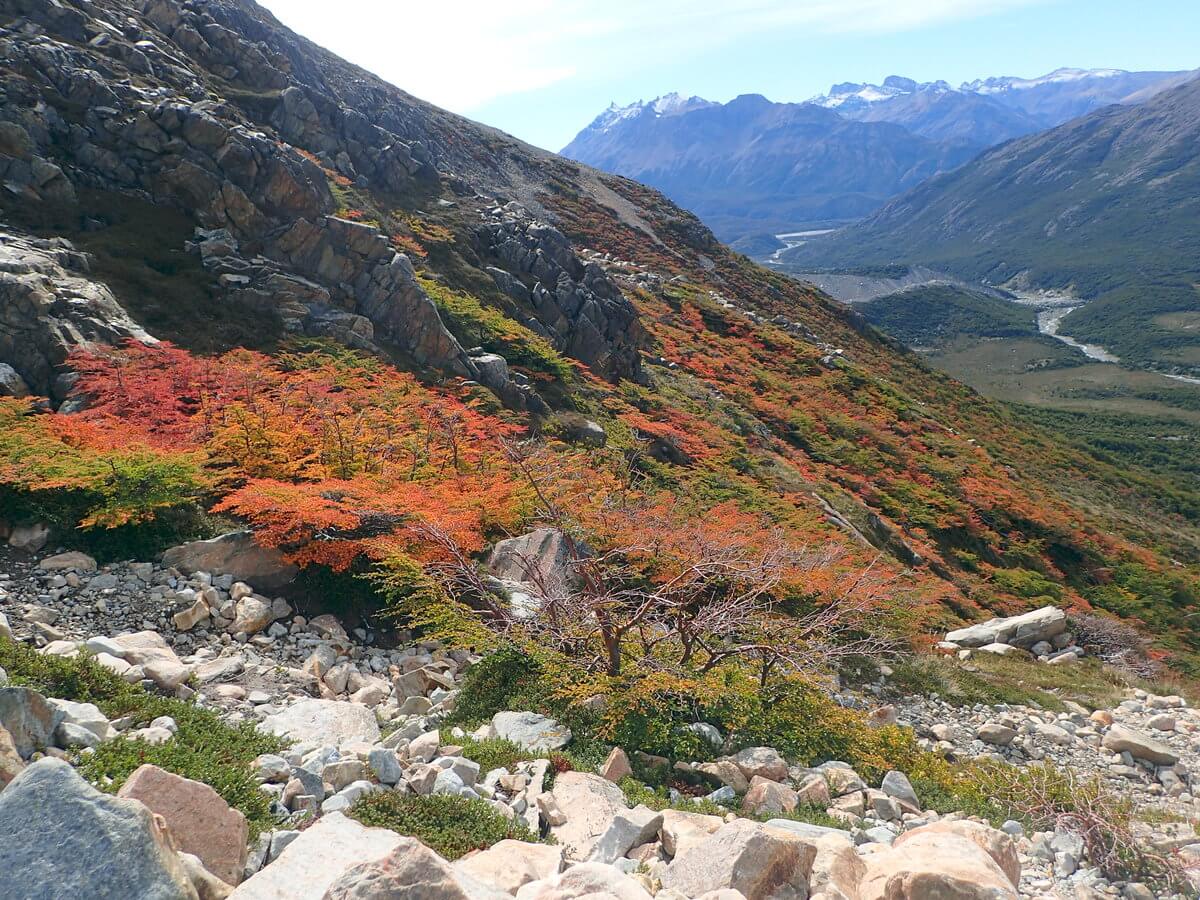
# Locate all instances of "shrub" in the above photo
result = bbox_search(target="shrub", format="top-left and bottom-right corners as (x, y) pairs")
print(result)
(1071, 612), (1163, 679)
(349, 792), (539, 860)
(0, 638), (282, 837)
(459, 737), (535, 773)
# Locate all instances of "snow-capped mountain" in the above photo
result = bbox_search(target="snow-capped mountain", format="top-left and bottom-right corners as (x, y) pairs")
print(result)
(584, 93), (717, 135)
(809, 68), (1191, 139)
(813, 76), (955, 114)
(563, 68), (1193, 248)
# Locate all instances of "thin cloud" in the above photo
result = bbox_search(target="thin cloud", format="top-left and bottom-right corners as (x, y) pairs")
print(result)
(261, 0), (1052, 111)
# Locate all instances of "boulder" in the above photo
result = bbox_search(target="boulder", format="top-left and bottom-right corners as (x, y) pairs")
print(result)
(808, 833), (865, 900)
(516, 862), (652, 900)
(696, 759), (749, 793)
(549, 771), (629, 860)
(162, 531), (298, 593)
(860, 826), (1017, 899)
(111, 631), (192, 691)
(599, 746), (632, 782)
(323, 836), (509, 899)
(8, 522), (50, 552)
(1101, 724), (1179, 766)
(486, 528), (578, 593)
(230, 813), (402, 900)
(179, 852), (235, 900)
(894, 820), (1019, 888)
(0, 687), (64, 757)
(174, 599), (211, 632)
(659, 809), (727, 857)
(454, 840), (563, 895)
(118, 764), (249, 886)
(0, 757), (198, 899)
(259, 700), (381, 746)
(232, 597), (274, 636)
(976, 723), (1017, 747)
(47, 697), (114, 744)
(732, 746), (788, 782)
(661, 819), (817, 900)
(879, 771), (919, 810)
(491, 711), (572, 752)
(742, 775), (799, 816)
(38, 550), (98, 572)
(945, 606), (1066, 650)
(586, 805), (663, 864)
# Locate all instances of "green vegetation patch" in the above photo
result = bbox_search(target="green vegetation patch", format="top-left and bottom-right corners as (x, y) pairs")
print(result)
(860, 284), (1037, 348)
(420, 277), (572, 379)
(0, 638), (283, 837)
(349, 792), (539, 860)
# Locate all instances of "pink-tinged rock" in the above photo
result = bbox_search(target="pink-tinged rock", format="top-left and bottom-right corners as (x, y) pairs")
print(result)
(599, 747), (632, 782)
(118, 764), (248, 886)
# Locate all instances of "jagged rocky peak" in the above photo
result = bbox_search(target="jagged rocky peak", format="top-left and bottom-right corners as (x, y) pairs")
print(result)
(0, 0), (645, 404)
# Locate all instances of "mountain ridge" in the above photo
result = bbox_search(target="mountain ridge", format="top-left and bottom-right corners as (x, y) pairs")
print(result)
(783, 73), (1200, 376)
(562, 67), (1189, 247)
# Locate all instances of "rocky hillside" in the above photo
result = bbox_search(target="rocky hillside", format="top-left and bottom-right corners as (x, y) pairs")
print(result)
(2, 0), (1200, 895)
(786, 75), (1200, 376)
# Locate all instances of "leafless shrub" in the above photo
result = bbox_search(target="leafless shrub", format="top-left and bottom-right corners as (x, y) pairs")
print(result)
(1070, 612), (1162, 679)
(982, 763), (1188, 889)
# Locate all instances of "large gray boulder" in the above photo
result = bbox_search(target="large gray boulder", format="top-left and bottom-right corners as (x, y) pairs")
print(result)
(491, 711), (571, 752)
(549, 771), (629, 861)
(486, 528), (578, 593)
(0, 757), (199, 899)
(0, 228), (154, 400)
(162, 532), (299, 593)
(945, 606), (1066, 649)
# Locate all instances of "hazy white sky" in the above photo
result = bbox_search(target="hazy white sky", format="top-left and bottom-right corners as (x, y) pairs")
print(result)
(260, 0), (1199, 151)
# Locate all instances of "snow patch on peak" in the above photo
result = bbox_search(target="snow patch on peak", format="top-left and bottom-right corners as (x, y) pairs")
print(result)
(810, 77), (952, 110)
(591, 93), (715, 132)
(963, 68), (1129, 94)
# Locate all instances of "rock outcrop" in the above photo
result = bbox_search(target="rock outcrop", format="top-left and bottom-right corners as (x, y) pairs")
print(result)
(0, 228), (154, 400)
(479, 204), (643, 383)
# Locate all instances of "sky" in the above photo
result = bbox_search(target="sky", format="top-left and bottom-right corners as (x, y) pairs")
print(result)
(259, 0), (1200, 152)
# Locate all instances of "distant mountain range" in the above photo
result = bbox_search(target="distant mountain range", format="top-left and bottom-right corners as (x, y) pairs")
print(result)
(562, 68), (1192, 249)
(561, 92), (975, 251)
(786, 75), (1200, 374)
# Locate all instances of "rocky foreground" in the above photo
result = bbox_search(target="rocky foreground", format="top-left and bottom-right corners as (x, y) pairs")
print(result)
(2, 546), (1199, 899)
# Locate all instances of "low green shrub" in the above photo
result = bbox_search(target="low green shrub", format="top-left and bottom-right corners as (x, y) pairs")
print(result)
(459, 737), (535, 773)
(450, 646), (919, 783)
(349, 792), (539, 860)
(0, 638), (282, 837)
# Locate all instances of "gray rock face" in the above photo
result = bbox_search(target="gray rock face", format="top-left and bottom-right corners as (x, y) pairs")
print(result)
(0, 229), (155, 399)
(486, 528), (579, 597)
(0, 757), (199, 899)
(479, 206), (643, 382)
(946, 606), (1066, 649)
